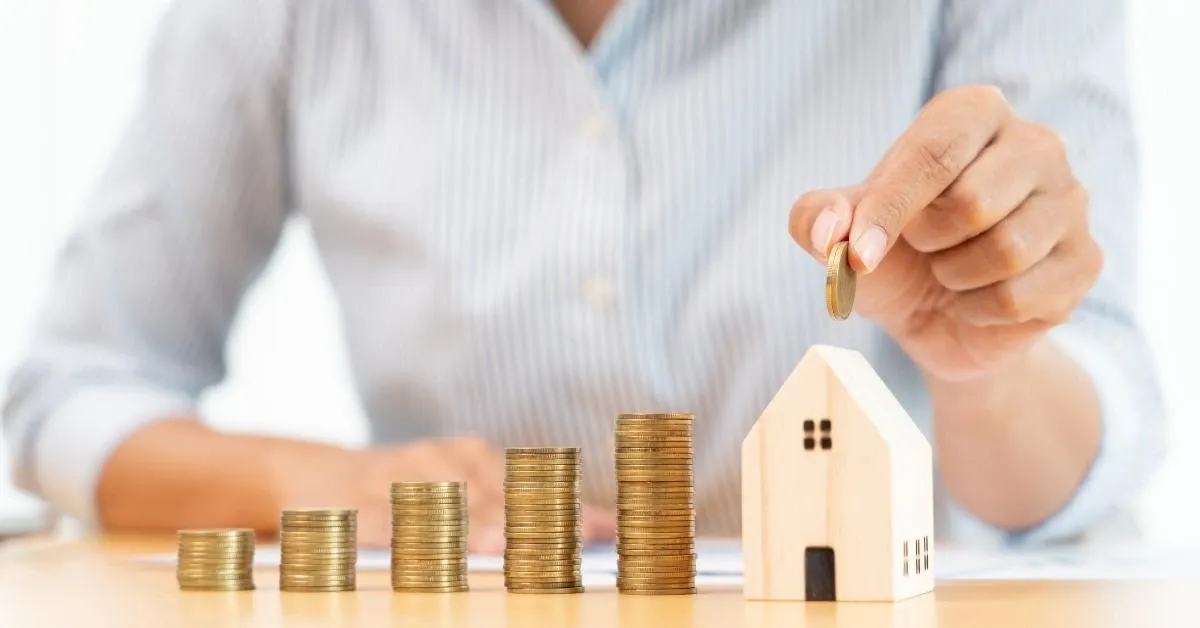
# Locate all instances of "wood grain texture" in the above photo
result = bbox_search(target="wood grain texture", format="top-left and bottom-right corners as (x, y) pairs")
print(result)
(743, 345), (934, 602)
(1, 534), (1199, 628)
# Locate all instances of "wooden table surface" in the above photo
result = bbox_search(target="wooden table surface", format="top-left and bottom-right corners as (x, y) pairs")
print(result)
(2, 533), (1199, 628)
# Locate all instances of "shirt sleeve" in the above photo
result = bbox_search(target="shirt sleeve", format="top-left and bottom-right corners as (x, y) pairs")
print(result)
(932, 0), (1168, 545)
(1, 0), (292, 526)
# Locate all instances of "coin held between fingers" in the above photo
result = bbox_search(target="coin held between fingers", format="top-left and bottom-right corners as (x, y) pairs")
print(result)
(825, 240), (856, 320)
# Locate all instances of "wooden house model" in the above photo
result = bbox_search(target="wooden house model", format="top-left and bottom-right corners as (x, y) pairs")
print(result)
(742, 344), (935, 602)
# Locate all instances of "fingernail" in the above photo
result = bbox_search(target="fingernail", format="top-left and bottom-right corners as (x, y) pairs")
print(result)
(853, 226), (888, 273)
(809, 206), (841, 257)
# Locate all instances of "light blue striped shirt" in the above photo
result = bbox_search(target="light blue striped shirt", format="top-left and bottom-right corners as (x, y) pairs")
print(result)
(2, 0), (1165, 545)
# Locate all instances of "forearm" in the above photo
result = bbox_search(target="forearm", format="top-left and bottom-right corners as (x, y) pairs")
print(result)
(927, 338), (1102, 532)
(96, 419), (353, 535)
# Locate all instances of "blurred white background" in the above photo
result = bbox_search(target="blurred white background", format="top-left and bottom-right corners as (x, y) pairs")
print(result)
(0, 1), (1194, 543)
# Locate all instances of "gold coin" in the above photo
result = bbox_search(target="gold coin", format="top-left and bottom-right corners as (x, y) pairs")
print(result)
(178, 528), (255, 535)
(618, 556), (697, 565)
(617, 545), (695, 553)
(615, 427), (693, 434)
(179, 584), (255, 592)
(616, 474), (693, 482)
(617, 485), (694, 492)
(178, 584), (255, 589)
(177, 570), (253, 578)
(390, 519), (465, 527)
(391, 570), (467, 579)
(505, 571), (581, 579)
(503, 545), (582, 553)
(280, 549), (357, 557)
(504, 507), (581, 516)
(176, 541), (254, 549)
(504, 495), (580, 501)
(504, 545), (582, 553)
(278, 553), (358, 561)
(618, 529), (694, 537)
(280, 530), (357, 537)
(390, 522), (467, 529)
(390, 481), (465, 490)
(392, 560), (467, 568)
(616, 412), (694, 421)
(175, 550), (253, 559)
(617, 580), (697, 589)
(616, 510), (694, 518)
(280, 571), (356, 580)
(504, 558), (582, 566)
(504, 510), (579, 517)
(391, 539), (467, 547)
(177, 564), (253, 572)
(505, 446), (580, 454)
(504, 507), (580, 515)
(617, 588), (697, 596)
(391, 573), (467, 582)
(505, 584), (584, 593)
(825, 239), (856, 320)
(502, 531), (579, 540)
(617, 519), (694, 528)
(281, 507), (357, 516)
(504, 520), (578, 528)
(505, 582), (583, 590)
(503, 548), (581, 557)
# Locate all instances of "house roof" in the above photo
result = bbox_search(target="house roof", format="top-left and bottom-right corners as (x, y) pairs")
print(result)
(805, 344), (930, 456)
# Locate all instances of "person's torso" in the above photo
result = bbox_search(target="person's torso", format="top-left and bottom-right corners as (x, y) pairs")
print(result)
(283, 0), (943, 535)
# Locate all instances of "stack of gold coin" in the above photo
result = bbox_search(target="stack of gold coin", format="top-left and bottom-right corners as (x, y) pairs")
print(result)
(615, 413), (697, 595)
(390, 481), (469, 592)
(503, 447), (584, 594)
(279, 508), (357, 592)
(176, 529), (255, 591)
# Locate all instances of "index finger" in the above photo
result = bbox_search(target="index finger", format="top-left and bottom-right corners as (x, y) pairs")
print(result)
(849, 85), (1011, 272)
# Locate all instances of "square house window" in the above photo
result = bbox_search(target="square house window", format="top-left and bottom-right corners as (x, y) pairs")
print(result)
(805, 418), (833, 450)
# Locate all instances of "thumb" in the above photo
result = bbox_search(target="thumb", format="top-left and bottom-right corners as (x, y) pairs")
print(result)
(787, 185), (864, 261)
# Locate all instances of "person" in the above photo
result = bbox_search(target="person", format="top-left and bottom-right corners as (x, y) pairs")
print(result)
(2, 0), (1165, 554)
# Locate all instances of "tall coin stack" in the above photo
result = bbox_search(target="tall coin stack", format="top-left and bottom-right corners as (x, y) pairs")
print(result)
(503, 447), (585, 594)
(614, 413), (698, 595)
(176, 529), (255, 591)
(390, 481), (469, 592)
(279, 508), (358, 592)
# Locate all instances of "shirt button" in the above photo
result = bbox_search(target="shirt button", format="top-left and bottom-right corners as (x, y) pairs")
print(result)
(583, 276), (616, 308)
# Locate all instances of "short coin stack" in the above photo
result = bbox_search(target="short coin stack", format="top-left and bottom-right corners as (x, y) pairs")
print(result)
(503, 447), (584, 594)
(176, 529), (255, 591)
(390, 481), (469, 592)
(614, 413), (698, 595)
(279, 508), (358, 592)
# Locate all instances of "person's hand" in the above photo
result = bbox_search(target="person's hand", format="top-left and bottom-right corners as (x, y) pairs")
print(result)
(789, 85), (1101, 381)
(272, 436), (617, 553)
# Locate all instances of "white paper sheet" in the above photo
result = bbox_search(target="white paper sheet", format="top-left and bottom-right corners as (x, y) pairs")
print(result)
(134, 538), (1200, 584)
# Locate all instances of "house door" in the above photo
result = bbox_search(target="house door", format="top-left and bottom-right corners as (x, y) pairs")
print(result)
(805, 547), (836, 601)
